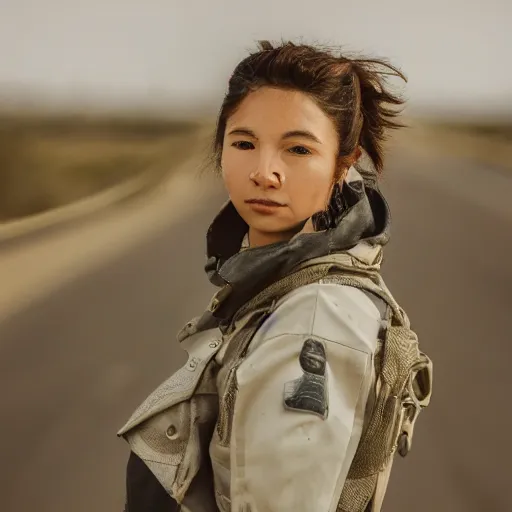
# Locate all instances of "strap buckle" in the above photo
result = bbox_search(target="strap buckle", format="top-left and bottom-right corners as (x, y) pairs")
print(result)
(397, 355), (433, 457)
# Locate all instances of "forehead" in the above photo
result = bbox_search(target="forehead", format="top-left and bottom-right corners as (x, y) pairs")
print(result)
(227, 87), (337, 139)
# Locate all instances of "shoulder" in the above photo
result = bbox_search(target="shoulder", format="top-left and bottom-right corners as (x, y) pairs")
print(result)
(251, 281), (384, 354)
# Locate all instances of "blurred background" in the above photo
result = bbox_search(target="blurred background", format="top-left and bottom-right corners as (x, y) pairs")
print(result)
(0, 1), (510, 511)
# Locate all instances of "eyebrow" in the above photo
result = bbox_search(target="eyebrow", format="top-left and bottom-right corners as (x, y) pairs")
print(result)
(282, 130), (322, 144)
(228, 127), (257, 138)
(227, 127), (322, 144)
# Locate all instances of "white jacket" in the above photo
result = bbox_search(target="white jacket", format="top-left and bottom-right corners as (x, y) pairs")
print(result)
(118, 244), (387, 512)
(210, 279), (384, 512)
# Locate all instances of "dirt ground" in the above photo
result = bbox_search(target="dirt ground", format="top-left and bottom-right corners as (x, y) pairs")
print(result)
(0, 113), (201, 222)
(388, 118), (512, 172)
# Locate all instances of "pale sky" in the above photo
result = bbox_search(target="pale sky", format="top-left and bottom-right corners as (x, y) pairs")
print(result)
(0, 0), (510, 117)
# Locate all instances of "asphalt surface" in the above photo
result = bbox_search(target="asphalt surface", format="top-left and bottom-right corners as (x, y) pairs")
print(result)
(0, 152), (510, 512)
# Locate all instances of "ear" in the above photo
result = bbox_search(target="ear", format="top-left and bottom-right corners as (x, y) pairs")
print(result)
(349, 146), (362, 166)
(336, 146), (362, 183)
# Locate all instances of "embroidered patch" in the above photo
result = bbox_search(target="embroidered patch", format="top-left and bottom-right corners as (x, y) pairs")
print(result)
(283, 338), (328, 419)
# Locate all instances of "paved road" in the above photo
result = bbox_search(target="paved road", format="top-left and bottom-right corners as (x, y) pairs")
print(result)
(0, 151), (510, 512)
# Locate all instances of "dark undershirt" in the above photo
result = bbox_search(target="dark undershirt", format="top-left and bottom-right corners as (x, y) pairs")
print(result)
(124, 451), (179, 512)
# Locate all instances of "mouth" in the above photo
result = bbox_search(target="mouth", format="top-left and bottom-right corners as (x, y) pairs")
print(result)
(245, 198), (285, 207)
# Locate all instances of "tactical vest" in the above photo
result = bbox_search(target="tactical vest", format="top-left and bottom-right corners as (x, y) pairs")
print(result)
(118, 248), (433, 512)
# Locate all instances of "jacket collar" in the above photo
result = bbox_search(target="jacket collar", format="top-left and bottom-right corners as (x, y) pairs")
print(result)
(204, 166), (390, 321)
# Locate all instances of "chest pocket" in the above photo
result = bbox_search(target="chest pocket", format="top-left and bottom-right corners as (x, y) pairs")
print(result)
(118, 326), (223, 504)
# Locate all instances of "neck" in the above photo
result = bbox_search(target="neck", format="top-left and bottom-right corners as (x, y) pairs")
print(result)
(247, 229), (289, 248)
(248, 221), (308, 248)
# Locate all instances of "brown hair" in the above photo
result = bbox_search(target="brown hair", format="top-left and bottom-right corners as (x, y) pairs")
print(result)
(211, 40), (406, 177)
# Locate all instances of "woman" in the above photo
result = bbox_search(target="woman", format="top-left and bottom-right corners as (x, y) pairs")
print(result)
(119, 41), (432, 512)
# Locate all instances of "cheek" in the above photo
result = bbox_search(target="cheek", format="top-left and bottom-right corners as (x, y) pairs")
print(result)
(221, 151), (247, 199)
(287, 165), (334, 215)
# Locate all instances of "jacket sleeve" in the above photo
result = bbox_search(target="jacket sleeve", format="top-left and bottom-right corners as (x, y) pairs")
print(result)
(229, 283), (382, 512)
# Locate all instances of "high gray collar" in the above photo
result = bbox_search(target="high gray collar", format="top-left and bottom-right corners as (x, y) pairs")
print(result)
(204, 167), (390, 321)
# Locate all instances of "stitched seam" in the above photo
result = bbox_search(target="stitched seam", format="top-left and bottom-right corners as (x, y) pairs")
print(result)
(309, 287), (320, 337)
(257, 332), (370, 355)
(137, 457), (179, 466)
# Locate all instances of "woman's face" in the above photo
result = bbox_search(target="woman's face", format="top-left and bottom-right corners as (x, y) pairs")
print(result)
(221, 86), (341, 248)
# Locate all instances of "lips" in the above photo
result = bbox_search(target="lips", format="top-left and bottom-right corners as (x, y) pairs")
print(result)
(245, 199), (285, 207)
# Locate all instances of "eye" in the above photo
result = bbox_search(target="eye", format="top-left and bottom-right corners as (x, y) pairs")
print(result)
(288, 145), (312, 156)
(232, 140), (255, 150)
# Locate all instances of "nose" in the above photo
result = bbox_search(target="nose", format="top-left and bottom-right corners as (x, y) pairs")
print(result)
(250, 157), (283, 189)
